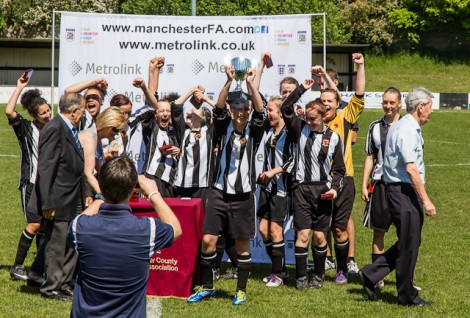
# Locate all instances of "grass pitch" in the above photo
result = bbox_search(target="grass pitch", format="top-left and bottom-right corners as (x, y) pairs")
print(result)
(1, 107), (469, 317)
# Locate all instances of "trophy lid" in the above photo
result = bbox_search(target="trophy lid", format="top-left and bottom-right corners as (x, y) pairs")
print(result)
(227, 91), (250, 109)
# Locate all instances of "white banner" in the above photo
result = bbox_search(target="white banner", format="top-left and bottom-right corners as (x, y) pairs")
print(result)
(59, 12), (312, 111)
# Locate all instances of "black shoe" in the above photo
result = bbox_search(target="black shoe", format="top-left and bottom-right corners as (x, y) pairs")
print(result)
(61, 285), (74, 297)
(358, 270), (377, 301)
(41, 290), (71, 301)
(26, 272), (45, 287)
(410, 299), (434, 307)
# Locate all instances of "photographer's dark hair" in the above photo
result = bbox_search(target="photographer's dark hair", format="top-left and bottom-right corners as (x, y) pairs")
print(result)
(20, 89), (50, 116)
(99, 156), (138, 203)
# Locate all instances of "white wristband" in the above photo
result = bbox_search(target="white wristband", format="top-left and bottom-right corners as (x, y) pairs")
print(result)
(147, 190), (160, 201)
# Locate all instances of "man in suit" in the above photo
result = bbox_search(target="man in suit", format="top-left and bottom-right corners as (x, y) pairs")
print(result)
(37, 92), (86, 300)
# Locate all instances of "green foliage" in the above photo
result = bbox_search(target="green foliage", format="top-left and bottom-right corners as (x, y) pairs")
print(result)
(0, 0), (120, 38)
(335, 0), (403, 53)
(389, 0), (470, 47)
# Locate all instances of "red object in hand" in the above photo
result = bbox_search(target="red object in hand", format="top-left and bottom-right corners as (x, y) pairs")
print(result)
(368, 183), (374, 194)
(20, 68), (34, 83)
(159, 144), (172, 151)
(263, 55), (273, 68)
(320, 193), (334, 199)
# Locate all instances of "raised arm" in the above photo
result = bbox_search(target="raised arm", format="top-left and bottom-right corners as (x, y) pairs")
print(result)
(215, 65), (235, 109)
(148, 56), (165, 97)
(138, 175), (182, 240)
(246, 68), (264, 113)
(64, 78), (108, 94)
(252, 51), (270, 92)
(133, 77), (158, 109)
(352, 53), (365, 96)
(311, 65), (339, 94)
(5, 76), (29, 120)
(174, 84), (204, 106)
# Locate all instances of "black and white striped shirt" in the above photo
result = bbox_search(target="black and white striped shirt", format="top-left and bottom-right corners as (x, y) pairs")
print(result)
(9, 113), (41, 187)
(171, 103), (214, 188)
(261, 127), (295, 197)
(126, 106), (155, 174)
(213, 108), (266, 194)
(281, 85), (346, 191)
(142, 124), (178, 185)
(78, 109), (95, 132)
(365, 117), (399, 181)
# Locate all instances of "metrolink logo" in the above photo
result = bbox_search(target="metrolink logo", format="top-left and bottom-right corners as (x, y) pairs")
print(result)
(191, 60), (255, 76)
(68, 61), (143, 76)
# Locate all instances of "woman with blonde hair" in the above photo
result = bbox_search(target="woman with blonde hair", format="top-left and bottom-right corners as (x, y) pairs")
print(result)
(79, 106), (127, 201)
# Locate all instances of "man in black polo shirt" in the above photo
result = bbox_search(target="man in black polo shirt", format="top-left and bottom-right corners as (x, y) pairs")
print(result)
(67, 157), (181, 317)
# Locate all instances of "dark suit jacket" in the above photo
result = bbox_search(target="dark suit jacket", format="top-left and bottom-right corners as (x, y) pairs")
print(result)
(34, 115), (85, 221)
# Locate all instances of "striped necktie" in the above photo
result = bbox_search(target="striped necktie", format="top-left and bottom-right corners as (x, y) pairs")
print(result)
(72, 127), (81, 149)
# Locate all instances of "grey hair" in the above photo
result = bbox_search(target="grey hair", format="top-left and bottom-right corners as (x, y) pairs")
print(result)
(59, 92), (84, 114)
(405, 87), (434, 113)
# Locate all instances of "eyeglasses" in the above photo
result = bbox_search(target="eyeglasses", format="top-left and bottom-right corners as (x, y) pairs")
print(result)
(85, 94), (102, 102)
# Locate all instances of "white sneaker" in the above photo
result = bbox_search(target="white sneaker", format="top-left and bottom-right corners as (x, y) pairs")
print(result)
(263, 269), (288, 283)
(265, 274), (283, 287)
(347, 260), (359, 275)
(325, 259), (336, 271)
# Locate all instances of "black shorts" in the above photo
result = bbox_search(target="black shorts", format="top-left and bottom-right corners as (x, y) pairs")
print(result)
(21, 182), (41, 223)
(257, 188), (289, 223)
(293, 183), (332, 232)
(363, 181), (392, 232)
(202, 188), (256, 239)
(333, 176), (355, 230)
(174, 187), (208, 207)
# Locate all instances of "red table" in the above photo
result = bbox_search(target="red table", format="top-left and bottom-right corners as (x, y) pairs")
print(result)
(130, 197), (204, 298)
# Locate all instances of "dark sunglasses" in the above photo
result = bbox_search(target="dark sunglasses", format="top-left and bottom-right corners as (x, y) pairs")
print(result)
(85, 94), (102, 102)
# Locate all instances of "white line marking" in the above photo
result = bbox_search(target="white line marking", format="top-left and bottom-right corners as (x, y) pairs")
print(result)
(0, 154), (19, 157)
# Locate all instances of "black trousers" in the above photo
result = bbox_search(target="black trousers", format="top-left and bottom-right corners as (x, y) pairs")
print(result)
(40, 219), (77, 293)
(361, 183), (424, 305)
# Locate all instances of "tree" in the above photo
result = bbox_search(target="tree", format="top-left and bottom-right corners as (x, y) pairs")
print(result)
(0, 0), (120, 38)
(388, 0), (470, 47)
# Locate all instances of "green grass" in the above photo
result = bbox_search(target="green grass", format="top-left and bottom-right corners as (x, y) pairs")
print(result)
(1, 106), (470, 317)
(366, 53), (470, 93)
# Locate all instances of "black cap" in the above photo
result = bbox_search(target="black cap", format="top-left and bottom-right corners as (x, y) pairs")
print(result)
(227, 91), (250, 109)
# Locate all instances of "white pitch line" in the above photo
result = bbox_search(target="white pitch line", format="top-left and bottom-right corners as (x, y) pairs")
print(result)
(0, 154), (19, 158)
(354, 163), (470, 168)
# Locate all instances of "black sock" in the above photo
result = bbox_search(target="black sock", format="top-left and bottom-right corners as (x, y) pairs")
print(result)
(295, 246), (308, 279)
(200, 252), (217, 289)
(225, 236), (238, 268)
(264, 239), (273, 261)
(271, 240), (285, 275)
(372, 253), (381, 263)
(14, 229), (35, 265)
(236, 254), (251, 292)
(347, 256), (355, 262)
(313, 244), (327, 276)
(334, 240), (349, 273)
(327, 255), (334, 262)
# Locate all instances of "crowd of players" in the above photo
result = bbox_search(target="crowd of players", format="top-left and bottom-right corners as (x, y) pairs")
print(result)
(6, 51), (435, 308)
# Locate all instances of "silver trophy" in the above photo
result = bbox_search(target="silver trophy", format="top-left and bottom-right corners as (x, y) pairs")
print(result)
(231, 57), (252, 91)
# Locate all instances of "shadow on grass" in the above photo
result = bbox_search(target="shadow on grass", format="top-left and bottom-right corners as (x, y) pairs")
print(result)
(19, 284), (42, 296)
(348, 286), (399, 305)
